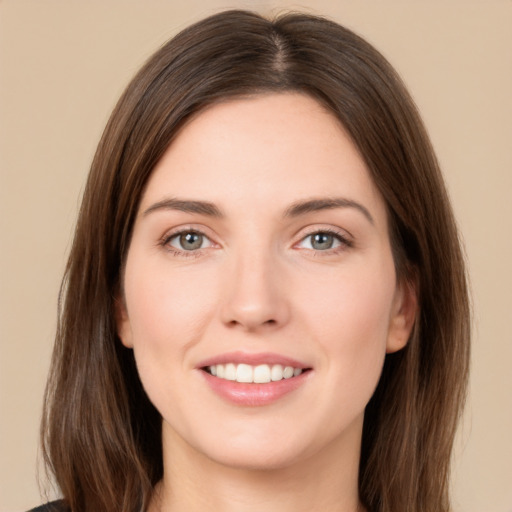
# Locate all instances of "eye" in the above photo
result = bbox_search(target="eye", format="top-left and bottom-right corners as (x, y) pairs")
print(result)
(166, 230), (212, 251)
(297, 231), (350, 251)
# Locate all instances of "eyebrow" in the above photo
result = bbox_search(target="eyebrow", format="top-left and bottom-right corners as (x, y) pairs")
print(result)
(284, 197), (374, 224)
(143, 196), (374, 224)
(143, 198), (224, 218)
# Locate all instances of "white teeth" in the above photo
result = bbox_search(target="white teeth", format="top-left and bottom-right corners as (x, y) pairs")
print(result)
(283, 366), (294, 379)
(207, 363), (304, 383)
(225, 363), (236, 381)
(236, 363), (253, 383)
(253, 364), (271, 383)
(271, 364), (283, 381)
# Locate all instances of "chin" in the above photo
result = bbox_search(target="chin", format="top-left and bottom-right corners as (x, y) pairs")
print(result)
(203, 439), (308, 472)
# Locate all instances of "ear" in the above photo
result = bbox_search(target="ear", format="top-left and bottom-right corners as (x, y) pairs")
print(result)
(114, 295), (134, 349)
(386, 277), (418, 354)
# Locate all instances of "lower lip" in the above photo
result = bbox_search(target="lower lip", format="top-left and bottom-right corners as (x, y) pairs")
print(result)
(200, 370), (311, 406)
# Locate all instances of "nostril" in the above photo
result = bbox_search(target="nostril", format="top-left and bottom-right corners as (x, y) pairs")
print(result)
(226, 318), (278, 329)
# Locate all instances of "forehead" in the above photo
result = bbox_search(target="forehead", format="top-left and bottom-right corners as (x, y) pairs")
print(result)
(140, 93), (387, 226)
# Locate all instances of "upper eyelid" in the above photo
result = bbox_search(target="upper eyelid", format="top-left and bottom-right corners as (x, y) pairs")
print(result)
(161, 224), (216, 241)
(293, 224), (353, 242)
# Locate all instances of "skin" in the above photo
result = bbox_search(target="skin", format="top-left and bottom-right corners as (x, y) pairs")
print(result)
(117, 93), (416, 512)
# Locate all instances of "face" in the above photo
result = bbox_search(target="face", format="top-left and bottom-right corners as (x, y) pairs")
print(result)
(117, 93), (416, 471)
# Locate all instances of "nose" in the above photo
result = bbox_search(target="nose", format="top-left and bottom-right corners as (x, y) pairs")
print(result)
(220, 249), (290, 332)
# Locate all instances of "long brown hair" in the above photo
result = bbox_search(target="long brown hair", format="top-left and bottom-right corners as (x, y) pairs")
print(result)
(41, 10), (470, 512)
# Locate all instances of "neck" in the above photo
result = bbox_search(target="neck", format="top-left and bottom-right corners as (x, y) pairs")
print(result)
(150, 418), (365, 512)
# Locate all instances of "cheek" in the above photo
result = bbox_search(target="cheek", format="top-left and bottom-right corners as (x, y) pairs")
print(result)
(122, 257), (220, 412)
(304, 257), (395, 336)
(299, 259), (396, 393)
(124, 253), (217, 340)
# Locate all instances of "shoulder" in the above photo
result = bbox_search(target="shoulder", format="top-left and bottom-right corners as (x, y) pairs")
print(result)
(27, 501), (69, 512)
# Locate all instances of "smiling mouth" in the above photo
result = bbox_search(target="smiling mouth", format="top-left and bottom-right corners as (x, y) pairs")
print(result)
(203, 363), (310, 384)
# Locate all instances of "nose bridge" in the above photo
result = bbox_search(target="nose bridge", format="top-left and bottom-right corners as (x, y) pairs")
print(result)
(220, 237), (289, 330)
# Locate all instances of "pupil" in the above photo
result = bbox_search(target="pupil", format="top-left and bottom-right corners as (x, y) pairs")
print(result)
(312, 233), (333, 250)
(180, 232), (202, 250)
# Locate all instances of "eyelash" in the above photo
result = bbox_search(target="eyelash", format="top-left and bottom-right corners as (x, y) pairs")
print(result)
(159, 227), (353, 258)
(160, 228), (214, 258)
(296, 228), (353, 255)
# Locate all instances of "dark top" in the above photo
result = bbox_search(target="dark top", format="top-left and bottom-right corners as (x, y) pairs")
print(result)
(28, 501), (69, 512)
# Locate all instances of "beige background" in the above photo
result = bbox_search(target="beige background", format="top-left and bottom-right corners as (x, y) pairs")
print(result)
(1, 1), (511, 511)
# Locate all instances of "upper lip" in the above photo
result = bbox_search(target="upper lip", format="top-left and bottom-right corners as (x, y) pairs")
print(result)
(196, 351), (310, 369)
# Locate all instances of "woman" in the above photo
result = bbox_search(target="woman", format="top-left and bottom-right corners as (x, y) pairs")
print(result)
(35, 9), (470, 512)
